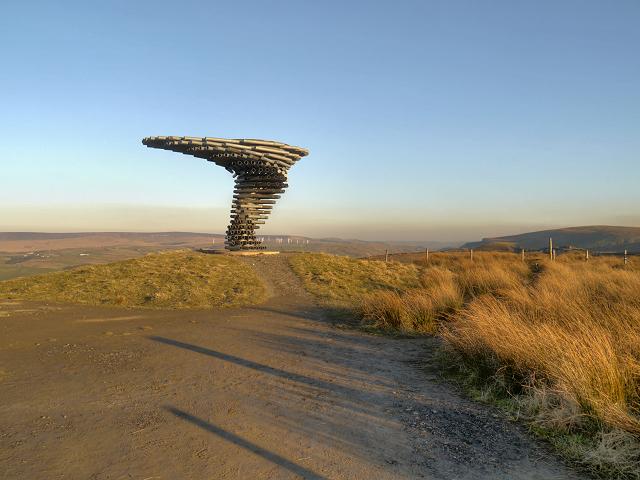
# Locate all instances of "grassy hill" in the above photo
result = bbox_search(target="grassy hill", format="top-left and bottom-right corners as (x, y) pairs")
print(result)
(461, 225), (640, 252)
(0, 251), (266, 309)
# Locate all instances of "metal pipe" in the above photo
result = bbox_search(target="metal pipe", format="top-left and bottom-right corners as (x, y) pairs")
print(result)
(142, 134), (308, 251)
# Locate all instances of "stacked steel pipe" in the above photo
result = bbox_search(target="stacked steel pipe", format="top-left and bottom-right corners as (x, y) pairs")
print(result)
(142, 136), (309, 251)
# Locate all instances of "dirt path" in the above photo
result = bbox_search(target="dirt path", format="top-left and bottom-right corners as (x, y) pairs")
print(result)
(0, 254), (590, 479)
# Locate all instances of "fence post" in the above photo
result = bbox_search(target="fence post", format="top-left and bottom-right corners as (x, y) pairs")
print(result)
(426, 248), (429, 261)
(385, 249), (388, 262)
(549, 238), (553, 261)
(553, 249), (556, 261)
(586, 250), (589, 262)
(625, 250), (628, 265)
(470, 248), (473, 261)
(521, 248), (525, 261)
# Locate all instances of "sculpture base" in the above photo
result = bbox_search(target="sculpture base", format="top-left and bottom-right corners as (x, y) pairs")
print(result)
(199, 249), (280, 256)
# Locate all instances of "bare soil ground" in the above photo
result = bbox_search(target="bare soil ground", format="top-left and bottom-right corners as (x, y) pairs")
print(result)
(0, 254), (591, 479)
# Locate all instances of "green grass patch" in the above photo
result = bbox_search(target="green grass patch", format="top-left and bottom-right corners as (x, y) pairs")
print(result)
(0, 264), (58, 281)
(0, 251), (267, 309)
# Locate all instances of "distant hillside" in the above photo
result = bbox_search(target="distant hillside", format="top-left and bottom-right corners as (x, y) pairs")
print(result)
(461, 226), (640, 252)
(0, 232), (428, 258)
(380, 240), (462, 250)
(473, 242), (519, 252)
(0, 232), (224, 253)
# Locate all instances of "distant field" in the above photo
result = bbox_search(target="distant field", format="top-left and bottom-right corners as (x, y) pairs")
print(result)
(0, 264), (57, 282)
(462, 225), (640, 252)
(0, 246), (191, 281)
(0, 232), (223, 253)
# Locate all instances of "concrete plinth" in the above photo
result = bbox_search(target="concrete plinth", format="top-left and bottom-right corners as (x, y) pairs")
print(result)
(199, 249), (281, 256)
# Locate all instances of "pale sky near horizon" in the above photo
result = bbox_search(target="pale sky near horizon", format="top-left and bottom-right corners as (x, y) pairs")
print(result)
(2, 1), (639, 244)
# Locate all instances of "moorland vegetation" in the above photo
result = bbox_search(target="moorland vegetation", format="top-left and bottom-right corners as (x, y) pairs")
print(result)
(290, 251), (640, 479)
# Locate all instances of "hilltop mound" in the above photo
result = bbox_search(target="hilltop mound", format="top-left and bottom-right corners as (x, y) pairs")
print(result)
(0, 251), (266, 309)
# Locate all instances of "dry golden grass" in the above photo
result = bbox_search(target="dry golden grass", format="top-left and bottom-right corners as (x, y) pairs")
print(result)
(290, 251), (535, 332)
(0, 251), (267, 309)
(288, 252), (422, 302)
(357, 284), (462, 333)
(440, 256), (640, 477)
(442, 259), (640, 422)
(289, 252), (436, 331)
(357, 252), (532, 333)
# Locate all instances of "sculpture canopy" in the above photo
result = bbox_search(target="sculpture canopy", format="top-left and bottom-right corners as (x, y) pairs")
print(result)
(142, 136), (309, 251)
(142, 136), (308, 172)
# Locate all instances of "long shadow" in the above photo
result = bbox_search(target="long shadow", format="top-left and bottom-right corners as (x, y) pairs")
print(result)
(242, 304), (322, 322)
(166, 407), (329, 480)
(214, 323), (405, 391)
(148, 336), (357, 396)
(225, 326), (404, 388)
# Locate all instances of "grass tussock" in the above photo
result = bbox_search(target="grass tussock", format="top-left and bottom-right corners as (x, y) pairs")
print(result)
(442, 259), (640, 428)
(289, 252), (429, 329)
(288, 252), (424, 300)
(288, 253), (423, 318)
(416, 252), (534, 297)
(363, 253), (533, 332)
(290, 251), (532, 333)
(356, 286), (460, 333)
(441, 256), (640, 478)
(0, 251), (267, 309)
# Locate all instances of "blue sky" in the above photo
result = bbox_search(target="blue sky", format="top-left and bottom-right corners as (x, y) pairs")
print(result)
(2, 0), (639, 243)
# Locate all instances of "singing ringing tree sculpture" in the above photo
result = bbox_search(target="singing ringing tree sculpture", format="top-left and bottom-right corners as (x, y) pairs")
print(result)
(142, 136), (309, 251)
